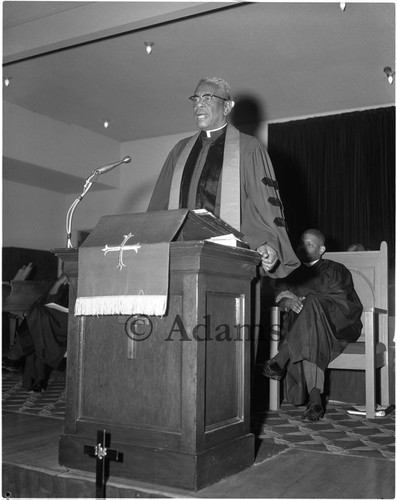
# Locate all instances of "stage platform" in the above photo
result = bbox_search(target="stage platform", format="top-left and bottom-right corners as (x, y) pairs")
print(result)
(2, 365), (395, 498)
(2, 407), (395, 499)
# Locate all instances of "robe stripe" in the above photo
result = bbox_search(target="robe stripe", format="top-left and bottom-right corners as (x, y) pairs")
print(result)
(220, 125), (240, 230)
(168, 132), (200, 210)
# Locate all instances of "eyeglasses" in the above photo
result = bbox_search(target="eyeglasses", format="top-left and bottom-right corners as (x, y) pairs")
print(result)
(188, 94), (228, 104)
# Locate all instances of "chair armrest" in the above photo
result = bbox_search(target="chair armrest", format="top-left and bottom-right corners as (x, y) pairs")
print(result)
(270, 305), (288, 312)
(363, 306), (388, 315)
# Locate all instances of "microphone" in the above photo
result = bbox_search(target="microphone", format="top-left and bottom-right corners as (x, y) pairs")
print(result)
(93, 156), (131, 175)
(66, 155), (132, 248)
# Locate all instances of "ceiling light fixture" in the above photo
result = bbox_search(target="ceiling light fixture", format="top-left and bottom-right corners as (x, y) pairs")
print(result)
(4, 77), (12, 87)
(340, 2), (346, 11)
(383, 66), (395, 85)
(144, 42), (154, 55)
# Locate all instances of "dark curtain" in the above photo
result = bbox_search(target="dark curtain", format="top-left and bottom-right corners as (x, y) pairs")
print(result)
(268, 107), (395, 265)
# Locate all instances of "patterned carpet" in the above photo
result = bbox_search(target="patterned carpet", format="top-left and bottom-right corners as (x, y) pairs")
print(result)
(2, 367), (66, 419)
(2, 367), (395, 464)
(254, 402), (395, 463)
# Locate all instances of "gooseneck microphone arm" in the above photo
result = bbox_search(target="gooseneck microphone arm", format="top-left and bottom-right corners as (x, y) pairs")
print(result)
(65, 156), (131, 248)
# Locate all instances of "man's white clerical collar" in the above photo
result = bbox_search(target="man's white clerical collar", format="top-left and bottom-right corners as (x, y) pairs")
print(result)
(204, 123), (227, 138)
(303, 258), (321, 267)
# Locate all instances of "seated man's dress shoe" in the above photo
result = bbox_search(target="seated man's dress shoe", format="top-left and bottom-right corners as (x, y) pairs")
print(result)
(31, 379), (48, 392)
(301, 402), (325, 421)
(263, 358), (286, 381)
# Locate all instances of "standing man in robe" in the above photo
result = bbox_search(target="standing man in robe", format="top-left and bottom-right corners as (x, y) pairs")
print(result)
(263, 229), (363, 421)
(148, 76), (299, 277)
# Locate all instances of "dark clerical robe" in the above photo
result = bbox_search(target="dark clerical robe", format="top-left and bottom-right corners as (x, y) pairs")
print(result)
(148, 124), (300, 278)
(18, 283), (69, 390)
(276, 258), (363, 404)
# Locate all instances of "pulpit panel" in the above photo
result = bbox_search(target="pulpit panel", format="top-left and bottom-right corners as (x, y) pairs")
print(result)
(204, 292), (244, 428)
(80, 295), (183, 431)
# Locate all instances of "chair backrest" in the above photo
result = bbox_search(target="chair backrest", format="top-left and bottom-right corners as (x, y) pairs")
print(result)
(324, 242), (388, 342)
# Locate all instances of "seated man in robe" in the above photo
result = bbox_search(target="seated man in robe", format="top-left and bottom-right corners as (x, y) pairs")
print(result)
(263, 229), (363, 421)
(6, 275), (69, 392)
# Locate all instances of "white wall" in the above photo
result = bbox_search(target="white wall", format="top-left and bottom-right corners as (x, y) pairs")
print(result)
(3, 101), (121, 186)
(2, 103), (122, 250)
(2, 108), (194, 249)
(2, 180), (68, 250)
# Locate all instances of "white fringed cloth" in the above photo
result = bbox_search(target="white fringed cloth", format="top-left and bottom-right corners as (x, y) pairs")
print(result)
(74, 210), (189, 317)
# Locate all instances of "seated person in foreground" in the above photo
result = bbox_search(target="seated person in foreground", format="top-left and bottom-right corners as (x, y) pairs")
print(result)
(263, 229), (363, 421)
(7, 275), (69, 392)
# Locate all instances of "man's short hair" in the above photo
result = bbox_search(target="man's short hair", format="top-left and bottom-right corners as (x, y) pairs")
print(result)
(302, 228), (326, 246)
(347, 243), (367, 251)
(197, 77), (232, 100)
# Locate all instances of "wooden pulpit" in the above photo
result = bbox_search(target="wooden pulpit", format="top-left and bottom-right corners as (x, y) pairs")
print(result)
(55, 210), (260, 491)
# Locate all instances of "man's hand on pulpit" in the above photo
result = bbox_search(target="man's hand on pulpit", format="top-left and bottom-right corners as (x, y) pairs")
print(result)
(257, 244), (279, 272)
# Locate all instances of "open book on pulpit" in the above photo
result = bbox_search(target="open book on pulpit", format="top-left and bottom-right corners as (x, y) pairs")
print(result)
(74, 209), (250, 318)
(177, 209), (248, 248)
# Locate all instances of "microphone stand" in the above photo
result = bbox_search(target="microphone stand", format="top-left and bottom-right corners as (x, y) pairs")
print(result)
(65, 156), (131, 248)
(65, 171), (99, 248)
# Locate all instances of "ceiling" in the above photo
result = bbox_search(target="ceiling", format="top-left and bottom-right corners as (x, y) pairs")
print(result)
(3, 1), (396, 144)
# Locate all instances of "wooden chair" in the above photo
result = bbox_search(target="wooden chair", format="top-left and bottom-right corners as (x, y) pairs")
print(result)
(268, 241), (390, 418)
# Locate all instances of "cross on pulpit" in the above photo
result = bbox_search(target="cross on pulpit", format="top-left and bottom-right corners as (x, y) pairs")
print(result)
(83, 429), (123, 498)
(101, 232), (141, 270)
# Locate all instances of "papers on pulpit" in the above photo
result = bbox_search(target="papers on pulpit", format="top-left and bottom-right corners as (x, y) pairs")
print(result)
(45, 302), (69, 313)
(205, 234), (248, 248)
(191, 209), (248, 248)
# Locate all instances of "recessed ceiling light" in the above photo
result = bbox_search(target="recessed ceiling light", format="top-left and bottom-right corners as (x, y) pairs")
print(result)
(144, 42), (154, 55)
(384, 66), (395, 85)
